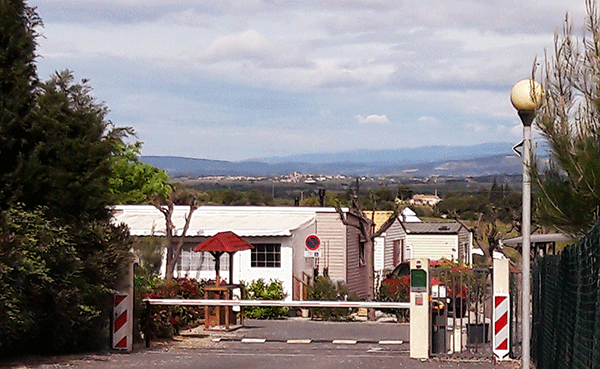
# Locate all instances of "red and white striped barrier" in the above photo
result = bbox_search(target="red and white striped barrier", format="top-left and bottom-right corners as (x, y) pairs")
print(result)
(143, 298), (410, 309)
(113, 294), (131, 351)
(493, 294), (510, 359)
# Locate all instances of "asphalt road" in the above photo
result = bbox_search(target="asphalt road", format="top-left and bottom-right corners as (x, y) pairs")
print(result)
(232, 318), (410, 343)
(2, 319), (519, 369)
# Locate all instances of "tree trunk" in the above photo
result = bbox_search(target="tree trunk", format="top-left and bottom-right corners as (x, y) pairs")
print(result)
(335, 205), (402, 322)
(153, 199), (198, 280)
(365, 237), (376, 321)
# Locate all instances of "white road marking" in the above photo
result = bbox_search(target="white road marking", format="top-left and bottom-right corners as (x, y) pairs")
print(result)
(241, 338), (266, 343)
(378, 340), (404, 345)
(332, 339), (357, 345)
(287, 339), (312, 344)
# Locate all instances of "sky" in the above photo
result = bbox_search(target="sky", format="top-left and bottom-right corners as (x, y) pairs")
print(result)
(33, 0), (588, 161)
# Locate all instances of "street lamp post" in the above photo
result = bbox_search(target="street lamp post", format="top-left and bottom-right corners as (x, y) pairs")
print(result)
(510, 79), (543, 369)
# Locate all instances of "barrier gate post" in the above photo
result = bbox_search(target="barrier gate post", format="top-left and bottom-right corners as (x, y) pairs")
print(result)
(493, 258), (510, 360)
(410, 258), (430, 359)
(113, 252), (134, 352)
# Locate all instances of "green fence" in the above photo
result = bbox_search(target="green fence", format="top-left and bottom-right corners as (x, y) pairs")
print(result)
(532, 224), (600, 369)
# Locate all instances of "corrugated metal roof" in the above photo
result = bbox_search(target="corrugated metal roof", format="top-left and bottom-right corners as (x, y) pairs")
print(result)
(111, 205), (344, 237)
(402, 221), (464, 234)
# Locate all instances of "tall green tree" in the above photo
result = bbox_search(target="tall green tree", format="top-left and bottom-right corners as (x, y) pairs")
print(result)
(533, 0), (600, 235)
(0, 2), (141, 354)
(109, 141), (171, 204)
(11, 70), (128, 221)
(0, 69), (136, 352)
(0, 0), (40, 208)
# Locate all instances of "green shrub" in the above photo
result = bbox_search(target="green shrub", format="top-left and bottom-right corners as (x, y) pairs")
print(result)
(242, 279), (288, 319)
(137, 277), (207, 339)
(0, 206), (132, 354)
(308, 277), (359, 321)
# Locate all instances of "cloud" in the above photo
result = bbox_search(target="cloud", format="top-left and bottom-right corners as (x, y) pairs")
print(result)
(160, 9), (215, 28)
(418, 116), (439, 125)
(32, 0), (587, 160)
(465, 122), (487, 132)
(199, 29), (309, 68)
(356, 114), (390, 125)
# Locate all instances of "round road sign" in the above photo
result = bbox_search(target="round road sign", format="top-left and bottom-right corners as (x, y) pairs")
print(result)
(305, 235), (321, 251)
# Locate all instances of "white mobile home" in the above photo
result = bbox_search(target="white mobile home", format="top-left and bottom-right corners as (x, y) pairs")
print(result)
(112, 205), (376, 300)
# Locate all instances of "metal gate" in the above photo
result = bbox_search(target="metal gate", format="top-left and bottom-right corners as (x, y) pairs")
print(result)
(429, 267), (493, 358)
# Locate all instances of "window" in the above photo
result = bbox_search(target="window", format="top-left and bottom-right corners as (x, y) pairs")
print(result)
(200, 252), (229, 271)
(177, 247), (204, 272)
(251, 243), (281, 268)
(177, 249), (229, 272)
(358, 240), (366, 266)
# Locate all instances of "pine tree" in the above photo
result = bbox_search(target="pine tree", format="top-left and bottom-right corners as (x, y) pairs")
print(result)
(533, 0), (600, 234)
(13, 70), (130, 222)
(0, 0), (41, 208)
(0, 2), (138, 353)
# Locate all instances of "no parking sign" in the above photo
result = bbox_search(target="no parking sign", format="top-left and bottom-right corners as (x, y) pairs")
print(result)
(305, 235), (320, 257)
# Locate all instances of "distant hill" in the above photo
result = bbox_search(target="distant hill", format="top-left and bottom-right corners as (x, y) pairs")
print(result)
(140, 142), (543, 177)
(249, 142), (515, 164)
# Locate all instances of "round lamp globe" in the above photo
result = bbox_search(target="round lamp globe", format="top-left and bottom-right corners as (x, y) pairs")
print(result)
(510, 79), (544, 111)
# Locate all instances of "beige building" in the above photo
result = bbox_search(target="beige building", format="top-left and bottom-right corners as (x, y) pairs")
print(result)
(410, 194), (442, 206)
(401, 221), (473, 265)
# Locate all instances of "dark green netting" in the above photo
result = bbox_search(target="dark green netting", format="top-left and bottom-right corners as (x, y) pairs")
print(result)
(533, 224), (600, 369)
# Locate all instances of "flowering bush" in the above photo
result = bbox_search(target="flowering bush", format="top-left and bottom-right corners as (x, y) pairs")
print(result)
(136, 277), (207, 339)
(377, 275), (410, 322)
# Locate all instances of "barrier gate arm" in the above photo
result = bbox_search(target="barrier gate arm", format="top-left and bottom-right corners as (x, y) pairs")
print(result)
(142, 299), (410, 347)
(143, 299), (410, 308)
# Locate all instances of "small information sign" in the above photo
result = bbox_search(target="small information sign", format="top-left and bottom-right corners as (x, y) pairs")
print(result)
(304, 251), (319, 258)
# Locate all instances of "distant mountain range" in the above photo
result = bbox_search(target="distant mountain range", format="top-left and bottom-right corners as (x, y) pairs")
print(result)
(249, 142), (515, 164)
(140, 142), (546, 177)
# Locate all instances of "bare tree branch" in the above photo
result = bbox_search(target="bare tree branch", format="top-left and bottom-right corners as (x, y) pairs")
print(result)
(151, 193), (199, 279)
